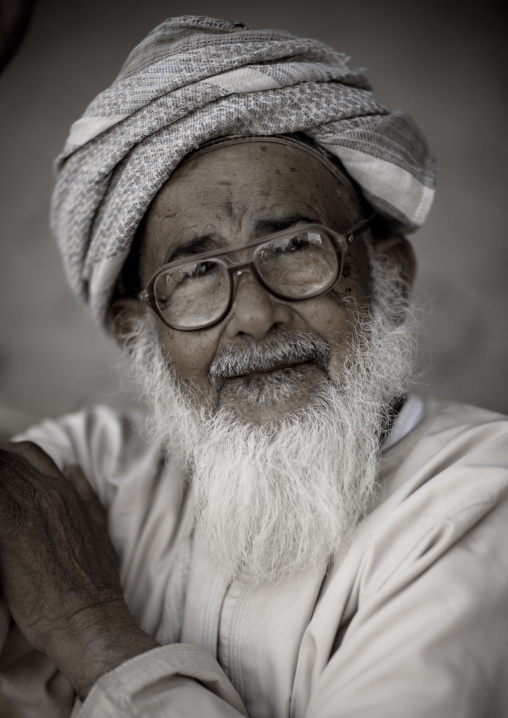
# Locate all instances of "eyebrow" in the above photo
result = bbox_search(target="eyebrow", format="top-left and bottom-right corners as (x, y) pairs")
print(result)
(254, 214), (319, 234)
(165, 235), (219, 263)
(165, 214), (320, 264)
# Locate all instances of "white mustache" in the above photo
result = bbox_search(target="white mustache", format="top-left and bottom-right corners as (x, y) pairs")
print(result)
(209, 331), (330, 381)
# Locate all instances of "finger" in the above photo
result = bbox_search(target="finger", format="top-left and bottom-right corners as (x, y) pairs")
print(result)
(63, 465), (119, 572)
(63, 464), (108, 531)
(0, 449), (39, 518)
(0, 466), (24, 535)
(0, 444), (73, 514)
(1, 441), (63, 480)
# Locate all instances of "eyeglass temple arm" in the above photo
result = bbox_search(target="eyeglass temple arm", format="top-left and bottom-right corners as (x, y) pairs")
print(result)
(345, 214), (376, 245)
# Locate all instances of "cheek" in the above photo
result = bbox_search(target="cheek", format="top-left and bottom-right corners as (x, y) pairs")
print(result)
(303, 293), (356, 349)
(158, 323), (220, 399)
(317, 299), (368, 381)
(300, 270), (371, 379)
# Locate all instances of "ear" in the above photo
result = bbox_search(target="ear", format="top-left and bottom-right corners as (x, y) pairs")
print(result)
(372, 234), (417, 288)
(107, 298), (147, 349)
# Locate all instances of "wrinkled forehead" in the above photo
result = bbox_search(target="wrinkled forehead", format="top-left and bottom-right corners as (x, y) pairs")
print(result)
(180, 134), (360, 195)
(149, 135), (366, 226)
(145, 140), (364, 243)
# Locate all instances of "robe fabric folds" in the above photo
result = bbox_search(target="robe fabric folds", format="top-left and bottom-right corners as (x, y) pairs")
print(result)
(1, 396), (508, 717)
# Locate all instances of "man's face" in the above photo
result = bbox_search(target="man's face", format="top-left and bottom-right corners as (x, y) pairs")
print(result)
(121, 143), (417, 582)
(135, 142), (374, 424)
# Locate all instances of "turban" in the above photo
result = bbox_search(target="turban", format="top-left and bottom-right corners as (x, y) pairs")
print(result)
(51, 15), (436, 329)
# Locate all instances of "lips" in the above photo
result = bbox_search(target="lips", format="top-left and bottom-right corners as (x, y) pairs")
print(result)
(228, 359), (309, 380)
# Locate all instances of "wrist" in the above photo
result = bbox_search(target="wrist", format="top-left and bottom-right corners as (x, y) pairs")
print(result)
(46, 597), (158, 699)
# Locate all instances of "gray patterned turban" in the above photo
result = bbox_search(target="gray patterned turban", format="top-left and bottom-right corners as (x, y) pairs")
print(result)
(51, 15), (436, 329)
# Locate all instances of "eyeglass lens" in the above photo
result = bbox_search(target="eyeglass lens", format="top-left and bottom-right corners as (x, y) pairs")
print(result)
(153, 228), (340, 329)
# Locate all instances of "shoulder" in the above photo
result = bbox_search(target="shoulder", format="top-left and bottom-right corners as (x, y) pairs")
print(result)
(12, 404), (164, 508)
(382, 396), (508, 495)
(423, 396), (508, 435)
(365, 397), (508, 594)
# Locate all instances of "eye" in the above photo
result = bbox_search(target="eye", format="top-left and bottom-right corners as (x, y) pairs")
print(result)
(269, 232), (323, 255)
(259, 234), (307, 258)
(286, 235), (311, 251)
(194, 260), (217, 276)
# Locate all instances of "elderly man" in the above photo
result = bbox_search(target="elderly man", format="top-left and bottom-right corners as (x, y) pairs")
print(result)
(1, 15), (507, 718)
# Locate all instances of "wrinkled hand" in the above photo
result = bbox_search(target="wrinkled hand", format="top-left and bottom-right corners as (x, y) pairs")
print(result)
(0, 442), (120, 642)
(0, 441), (157, 698)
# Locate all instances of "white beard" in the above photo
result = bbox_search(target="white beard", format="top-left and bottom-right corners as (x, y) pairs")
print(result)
(126, 252), (417, 585)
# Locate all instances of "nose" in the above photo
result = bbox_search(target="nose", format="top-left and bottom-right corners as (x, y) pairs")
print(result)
(225, 270), (290, 342)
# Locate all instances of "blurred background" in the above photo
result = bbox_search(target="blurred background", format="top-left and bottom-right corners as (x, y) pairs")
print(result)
(0, 0), (507, 438)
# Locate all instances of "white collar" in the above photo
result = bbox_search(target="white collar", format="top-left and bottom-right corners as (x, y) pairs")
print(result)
(382, 394), (425, 452)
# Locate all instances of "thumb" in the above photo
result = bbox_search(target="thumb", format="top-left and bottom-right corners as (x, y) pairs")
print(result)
(63, 465), (108, 531)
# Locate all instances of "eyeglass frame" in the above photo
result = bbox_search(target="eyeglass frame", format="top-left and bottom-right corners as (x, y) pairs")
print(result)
(139, 214), (375, 332)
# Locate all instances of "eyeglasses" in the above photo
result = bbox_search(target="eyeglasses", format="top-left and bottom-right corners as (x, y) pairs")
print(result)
(139, 216), (374, 331)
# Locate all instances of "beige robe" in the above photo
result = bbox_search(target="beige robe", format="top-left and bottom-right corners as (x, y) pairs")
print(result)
(1, 396), (507, 717)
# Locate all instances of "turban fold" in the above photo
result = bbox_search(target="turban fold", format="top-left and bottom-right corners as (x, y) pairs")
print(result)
(51, 15), (436, 328)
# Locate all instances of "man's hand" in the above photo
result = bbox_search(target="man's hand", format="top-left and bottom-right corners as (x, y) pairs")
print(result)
(0, 442), (157, 699)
